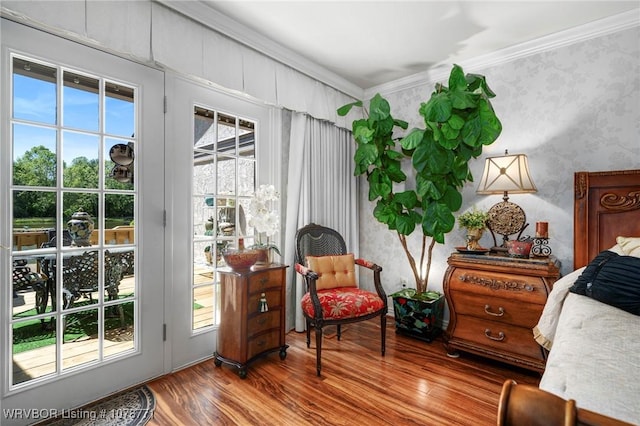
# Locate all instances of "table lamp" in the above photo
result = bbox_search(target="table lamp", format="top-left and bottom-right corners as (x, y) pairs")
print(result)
(476, 150), (537, 251)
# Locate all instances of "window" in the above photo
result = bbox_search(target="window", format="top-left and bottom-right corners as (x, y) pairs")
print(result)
(192, 107), (256, 330)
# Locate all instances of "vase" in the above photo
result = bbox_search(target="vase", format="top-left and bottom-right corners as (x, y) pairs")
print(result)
(465, 228), (484, 250)
(255, 248), (272, 265)
(392, 293), (444, 343)
(67, 211), (95, 247)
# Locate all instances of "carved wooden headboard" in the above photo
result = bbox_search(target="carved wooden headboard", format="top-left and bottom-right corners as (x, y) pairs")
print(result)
(574, 169), (640, 269)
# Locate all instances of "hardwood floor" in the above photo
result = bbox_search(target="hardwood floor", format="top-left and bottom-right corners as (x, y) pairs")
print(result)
(147, 320), (540, 425)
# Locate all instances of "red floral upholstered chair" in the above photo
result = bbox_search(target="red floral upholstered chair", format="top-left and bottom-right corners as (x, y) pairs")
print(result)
(294, 223), (387, 376)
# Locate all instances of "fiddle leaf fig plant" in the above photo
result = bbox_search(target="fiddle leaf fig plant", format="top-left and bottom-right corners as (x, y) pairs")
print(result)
(338, 64), (502, 295)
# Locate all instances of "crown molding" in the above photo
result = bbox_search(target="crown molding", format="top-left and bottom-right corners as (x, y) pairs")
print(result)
(155, 0), (364, 100)
(365, 9), (640, 99)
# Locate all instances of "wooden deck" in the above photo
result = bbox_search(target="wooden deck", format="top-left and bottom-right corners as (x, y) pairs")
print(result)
(12, 268), (219, 385)
(11, 276), (137, 385)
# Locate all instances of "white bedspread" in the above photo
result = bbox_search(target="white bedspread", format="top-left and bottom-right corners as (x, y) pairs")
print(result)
(538, 292), (640, 424)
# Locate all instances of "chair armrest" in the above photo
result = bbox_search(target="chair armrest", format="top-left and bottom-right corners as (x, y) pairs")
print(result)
(355, 258), (382, 272)
(294, 263), (318, 280)
(355, 259), (387, 301)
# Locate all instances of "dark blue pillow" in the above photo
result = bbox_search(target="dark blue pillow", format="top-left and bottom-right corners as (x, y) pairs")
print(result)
(570, 250), (640, 316)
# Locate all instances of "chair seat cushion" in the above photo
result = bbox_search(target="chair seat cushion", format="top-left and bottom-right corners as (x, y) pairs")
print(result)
(301, 287), (384, 320)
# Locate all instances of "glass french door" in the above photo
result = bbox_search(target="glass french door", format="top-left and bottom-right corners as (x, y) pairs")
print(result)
(1, 19), (164, 422)
(167, 75), (272, 369)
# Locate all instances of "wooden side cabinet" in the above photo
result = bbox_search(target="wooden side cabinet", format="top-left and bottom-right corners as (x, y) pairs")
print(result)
(214, 264), (289, 378)
(443, 253), (560, 372)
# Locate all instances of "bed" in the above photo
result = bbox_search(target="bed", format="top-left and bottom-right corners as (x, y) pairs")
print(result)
(498, 169), (640, 425)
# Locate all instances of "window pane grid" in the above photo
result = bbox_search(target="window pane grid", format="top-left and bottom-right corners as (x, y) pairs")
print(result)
(192, 105), (256, 331)
(9, 54), (138, 388)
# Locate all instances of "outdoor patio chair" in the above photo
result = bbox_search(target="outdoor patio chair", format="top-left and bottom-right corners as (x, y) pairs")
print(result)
(294, 223), (388, 375)
(58, 250), (126, 331)
(12, 259), (48, 320)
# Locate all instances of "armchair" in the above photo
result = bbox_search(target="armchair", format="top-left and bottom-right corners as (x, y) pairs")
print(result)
(294, 223), (388, 376)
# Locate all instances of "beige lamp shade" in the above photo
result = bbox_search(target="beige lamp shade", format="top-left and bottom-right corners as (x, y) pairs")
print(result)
(476, 153), (537, 196)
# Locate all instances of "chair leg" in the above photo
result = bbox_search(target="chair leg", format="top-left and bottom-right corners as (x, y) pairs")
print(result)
(35, 285), (48, 329)
(381, 314), (386, 356)
(315, 325), (323, 376)
(337, 324), (342, 341)
(306, 319), (311, 348)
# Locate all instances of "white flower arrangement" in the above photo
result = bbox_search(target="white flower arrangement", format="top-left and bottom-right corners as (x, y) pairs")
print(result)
(248, 185), (280, 254)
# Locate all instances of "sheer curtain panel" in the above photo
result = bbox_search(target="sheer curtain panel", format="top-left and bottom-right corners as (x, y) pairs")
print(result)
(283, 112), (358, 332)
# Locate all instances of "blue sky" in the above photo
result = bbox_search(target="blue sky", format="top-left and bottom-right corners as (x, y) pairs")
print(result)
(13, 72), (135, 164)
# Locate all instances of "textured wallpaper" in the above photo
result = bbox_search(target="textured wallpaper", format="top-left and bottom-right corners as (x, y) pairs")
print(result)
(359, 25), (640, 319)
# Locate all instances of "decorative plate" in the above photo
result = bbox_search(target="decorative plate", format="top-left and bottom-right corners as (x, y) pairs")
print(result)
(487, 201), (526, 236)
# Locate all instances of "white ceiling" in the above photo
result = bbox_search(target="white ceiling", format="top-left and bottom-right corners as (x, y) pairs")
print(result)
(200, 1), (639, 90)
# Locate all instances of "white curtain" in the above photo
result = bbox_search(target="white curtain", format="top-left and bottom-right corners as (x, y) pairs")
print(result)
(283, 112), (358, 332)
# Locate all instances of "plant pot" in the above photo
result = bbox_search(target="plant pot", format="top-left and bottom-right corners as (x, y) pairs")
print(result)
(254, 247), (271, 265)
(465, 228), (484, 250)
(392, 292), (445, 343)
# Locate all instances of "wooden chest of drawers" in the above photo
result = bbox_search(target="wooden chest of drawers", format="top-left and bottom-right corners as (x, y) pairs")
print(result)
(214, 264), (288, 378)
(443, 253), (560, 372)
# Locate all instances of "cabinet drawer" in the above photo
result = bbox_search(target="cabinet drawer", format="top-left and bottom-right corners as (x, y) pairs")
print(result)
(247, 330), (281, 359)
(248, 310), (281, 336)
(448, 268), (548, 304)
(248, 270), (283, 294)
(450, 290), (543, 328)
(248, 288), (281, 315)
(453, 315), (544, 361)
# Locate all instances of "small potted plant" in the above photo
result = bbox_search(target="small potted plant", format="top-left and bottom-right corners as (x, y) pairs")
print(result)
(458, 208), (489, 250)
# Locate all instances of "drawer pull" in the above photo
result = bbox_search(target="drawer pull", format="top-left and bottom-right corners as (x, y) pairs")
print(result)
(257, 339), (266, 347)
(484, 329), (505, 341)
(257, 317), (267, 325)
(484, 305), (505, 317)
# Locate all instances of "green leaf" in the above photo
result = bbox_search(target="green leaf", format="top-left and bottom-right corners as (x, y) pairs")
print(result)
(337, 100), (363, 116)
(448, 64), (467, 92)
(385, 149), (404, 160)
(477, 99), (503, 145)
(413, 141), (451, 175)
(448, 114), (465, 130)
(354, 144), (378, 174)
(417, 176), (445, 200)
(420, 92), (452, 123)
(400, 128), (425, 151)
(369, 94), (390, 121)
(440, 122), (460, 143)
(461, 113), (481, 146)
(422, 202), (455, 243)
(373, 200), (397, 227)
(374, 115), (396, 139)
(396, 213), (416, 235)
(382, 157), (406, 182)
(394, 119), (409, 130)
(440, 185), (463, 212)
(449, 90), (478, 109)
(394, 190), (418, 209)
(368, 169), (392, 200)
(353, 122), (375, 144)
(466, 73), (497, 98)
